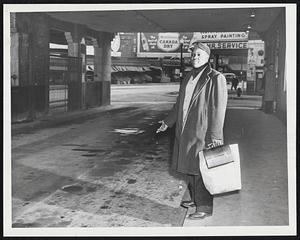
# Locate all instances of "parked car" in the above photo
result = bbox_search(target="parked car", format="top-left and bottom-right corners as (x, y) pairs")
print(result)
(223, 72), (237, 85)
(223, 72), (245, 95)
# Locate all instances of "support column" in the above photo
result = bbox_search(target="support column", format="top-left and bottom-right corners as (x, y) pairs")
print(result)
(27, 13), (50, 119)
(64, 28), (82, 111)
(10, 13), (19, 87)
(84, 37), (101, 108)
(11, 13), (31, 122)
(65, 32), (78, 57)
(93, 40), (102, 82)
(94, 32), (113, 106)
(80, 37), (87, 108)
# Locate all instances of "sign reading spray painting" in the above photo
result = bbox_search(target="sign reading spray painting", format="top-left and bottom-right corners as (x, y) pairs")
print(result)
(137, 32), (249, 58)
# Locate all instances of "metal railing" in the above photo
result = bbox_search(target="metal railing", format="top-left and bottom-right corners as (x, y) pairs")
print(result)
(48, 54), (81, 114)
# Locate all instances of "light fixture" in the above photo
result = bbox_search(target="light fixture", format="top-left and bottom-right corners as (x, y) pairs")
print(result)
(250, 10), (256, 18)
(247, 24), (252, 30)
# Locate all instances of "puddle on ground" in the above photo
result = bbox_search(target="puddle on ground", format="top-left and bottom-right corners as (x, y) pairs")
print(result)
(86, 186), (97, 192)
(62, 144), (88, 147)
(127, 179), (137, 184)
(112, 128), (145, 135)
(61, 184), (83, 193)
(100, 205), (110, 209)
(72, 148), (107, 153)
(167, 91), (179, 96)
(82, 153), (97, 157)
(113, 159), (132, 165)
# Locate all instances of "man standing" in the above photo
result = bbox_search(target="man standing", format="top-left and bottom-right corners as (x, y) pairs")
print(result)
(263, 63), (276, 113)
(231, 75), (239, 91)
(156, 41), (228, 220)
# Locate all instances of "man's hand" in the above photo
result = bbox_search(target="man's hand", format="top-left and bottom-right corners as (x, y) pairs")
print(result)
(207, 139), (223, 149)
(156, 120), (168, 133)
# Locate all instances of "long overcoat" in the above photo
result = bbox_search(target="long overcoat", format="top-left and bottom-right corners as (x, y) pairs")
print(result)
(164, 64), (228, 175)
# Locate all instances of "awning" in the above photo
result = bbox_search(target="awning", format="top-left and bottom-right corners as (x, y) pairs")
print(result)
(111, 65), (151, 73)
(184, 66), (193, 72)
(162, 59), (181, 66)
(149, 66), (162, 71)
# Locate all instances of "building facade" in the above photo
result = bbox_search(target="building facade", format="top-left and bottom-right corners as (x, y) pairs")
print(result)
(86, 32), (265, 92)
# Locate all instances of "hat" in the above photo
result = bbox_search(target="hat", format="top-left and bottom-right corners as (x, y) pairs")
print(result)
(189, 41), (211, 56)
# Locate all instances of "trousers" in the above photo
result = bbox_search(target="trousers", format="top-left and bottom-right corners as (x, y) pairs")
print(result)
(187, 172), (213, 214)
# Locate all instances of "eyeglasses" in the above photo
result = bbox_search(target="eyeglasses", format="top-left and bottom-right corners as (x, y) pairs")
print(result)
(191, 52), (202, 58)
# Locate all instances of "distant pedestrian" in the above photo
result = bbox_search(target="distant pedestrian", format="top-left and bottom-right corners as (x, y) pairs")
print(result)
(237, 87), (242, 97)
(231, 76), (239, 91)
(261, 65), (268, 90)
(156, 41), (227, 220)
(263, 63), (276, 113)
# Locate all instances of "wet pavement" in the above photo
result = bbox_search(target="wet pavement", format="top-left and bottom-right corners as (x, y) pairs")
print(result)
(12, 103), (187, 227)
(10, 83), (289, 228)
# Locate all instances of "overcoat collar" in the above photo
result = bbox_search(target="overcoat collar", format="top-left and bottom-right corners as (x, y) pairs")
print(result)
(181, 64), (213, 133)
(189, 63), (212, 107)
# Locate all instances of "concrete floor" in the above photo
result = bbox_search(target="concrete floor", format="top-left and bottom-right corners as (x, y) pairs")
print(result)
(10, 83), (289, 228)
(184, 107), (288, 226)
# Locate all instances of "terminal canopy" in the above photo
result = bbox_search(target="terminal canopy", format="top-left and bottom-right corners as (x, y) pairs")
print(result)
(47, 7), (283, 34)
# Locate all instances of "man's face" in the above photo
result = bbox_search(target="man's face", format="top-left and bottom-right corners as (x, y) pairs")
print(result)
(191, 48), (209, 68)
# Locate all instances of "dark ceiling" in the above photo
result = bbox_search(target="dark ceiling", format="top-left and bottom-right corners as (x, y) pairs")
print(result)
(47, 7), (284, 34)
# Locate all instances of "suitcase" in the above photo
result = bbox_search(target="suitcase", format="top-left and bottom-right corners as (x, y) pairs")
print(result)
(199, 144), (242, 195)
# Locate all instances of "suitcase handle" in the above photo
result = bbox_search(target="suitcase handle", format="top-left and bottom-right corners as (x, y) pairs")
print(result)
(203, 145), (234, 169)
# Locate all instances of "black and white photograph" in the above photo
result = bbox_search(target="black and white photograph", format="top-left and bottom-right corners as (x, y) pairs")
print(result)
(3, 3), (297, 237)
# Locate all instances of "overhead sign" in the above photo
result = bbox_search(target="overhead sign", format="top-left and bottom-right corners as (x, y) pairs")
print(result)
(247, 40), (265, 67)
(206, 42), (248, 49)
(137, 32), (248, 58)
(111, 33), (121, 52)
(156, 32), (181, 52)
(192, 32), (248, 42)
(139, 32), (193, 54)
(111, 33), (121, 57)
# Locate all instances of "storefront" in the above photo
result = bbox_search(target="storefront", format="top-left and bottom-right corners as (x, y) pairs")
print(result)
(136, 32), (253, 86)
(86, 32), (265, 89)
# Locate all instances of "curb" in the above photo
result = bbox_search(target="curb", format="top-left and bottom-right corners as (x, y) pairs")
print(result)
(11, 105), (124, 135)
(178, 188), (189, 226)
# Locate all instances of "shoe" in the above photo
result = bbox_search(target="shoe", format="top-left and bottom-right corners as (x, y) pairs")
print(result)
(187, 211), (212, 220)
(180, 200), (196, 208)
